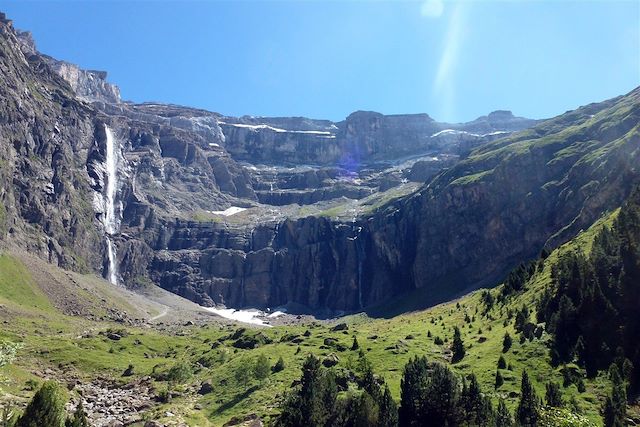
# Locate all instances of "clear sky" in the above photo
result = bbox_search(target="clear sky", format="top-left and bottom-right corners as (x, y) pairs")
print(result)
(2, 0), (639, 122)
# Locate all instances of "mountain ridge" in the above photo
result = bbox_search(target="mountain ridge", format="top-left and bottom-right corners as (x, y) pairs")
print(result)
(0, 12), (638, 316)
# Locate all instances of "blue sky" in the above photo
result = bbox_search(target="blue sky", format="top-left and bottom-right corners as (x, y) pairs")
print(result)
(3, 1), (639, 122)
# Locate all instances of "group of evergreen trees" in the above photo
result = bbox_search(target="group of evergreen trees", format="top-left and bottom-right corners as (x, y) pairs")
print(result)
(537, 189), (640, 395)
(275, 353), (550, 427)
(274, 354), (397, 427)
(399, 356), (495, 426)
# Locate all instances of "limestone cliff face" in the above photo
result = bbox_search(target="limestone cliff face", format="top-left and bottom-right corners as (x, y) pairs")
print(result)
(16, 30), (121, 104)
(129, 89), (640, 312)
(219, 110), (536, 167)
(2, 11), (638, 315)
(0, 16), (104, 270)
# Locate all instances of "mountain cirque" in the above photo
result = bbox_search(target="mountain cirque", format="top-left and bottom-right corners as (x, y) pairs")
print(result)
(1, 12), (638, 314)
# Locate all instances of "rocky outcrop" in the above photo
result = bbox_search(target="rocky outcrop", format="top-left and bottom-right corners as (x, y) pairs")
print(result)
(0, 17), (104, 271)
(219, 111), (536, 167)
(16, 30), (121, 104)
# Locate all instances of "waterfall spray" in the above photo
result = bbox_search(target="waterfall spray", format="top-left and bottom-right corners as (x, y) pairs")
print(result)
(103, 125), (120, 285)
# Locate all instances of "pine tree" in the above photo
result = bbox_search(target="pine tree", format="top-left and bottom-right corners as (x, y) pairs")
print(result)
(550, 295), (578, 364)
(353, 391), (379, 427)
(545, 382), (563, 407)
(378, 384), (399, 427)
(495, 399), (513, 427)
(462, 374), (493, 426)
(16, 382), (67, 427)
(603, 365), (627, 427)
(495, 370), (504, 389)
(502, 332), (513, 353)
(399, 356), (429, 426)
(451, 326), (465, 363)
(497, 355), (507, 369)
(516, 371), (538, 427)
(234, 359), (251, 386)
(421, 363), (461, 426)
(361, 360), (381, 402)
(276, 354), (338, 427)
(351, 336), (360, 351)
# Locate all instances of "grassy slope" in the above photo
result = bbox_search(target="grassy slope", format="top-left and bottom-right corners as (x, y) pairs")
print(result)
(0, 207), (628, 426)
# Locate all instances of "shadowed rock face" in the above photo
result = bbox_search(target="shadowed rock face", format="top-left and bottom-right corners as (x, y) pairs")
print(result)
(1, 13), (638, 314)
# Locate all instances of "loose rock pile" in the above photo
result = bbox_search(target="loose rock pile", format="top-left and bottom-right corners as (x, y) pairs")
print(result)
(65, 376), (155, 426)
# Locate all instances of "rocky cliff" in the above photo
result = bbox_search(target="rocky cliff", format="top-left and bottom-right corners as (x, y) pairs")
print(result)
(16, 29), (121, 104)
(1, 11), (637, 315)
(219, 110), (535, 166)
(0, 14), (103, 270)
(134, 89), (640, 312)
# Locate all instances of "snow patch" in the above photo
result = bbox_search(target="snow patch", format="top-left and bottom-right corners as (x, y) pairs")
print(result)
(481, 130), (509, 137)
(208, 207), (246, 216)
(267, 310), (286, 318)
(431, 129), (477, 138)
(431, 129), (510, 138)
(220, 121), (335, 136)
(201, 307), (270, 326)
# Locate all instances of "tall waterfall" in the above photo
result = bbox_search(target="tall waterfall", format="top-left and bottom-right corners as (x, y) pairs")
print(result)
(103, 125), (120, 285)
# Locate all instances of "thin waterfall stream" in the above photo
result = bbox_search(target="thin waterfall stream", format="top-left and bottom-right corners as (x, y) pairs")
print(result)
(103, 125), (120, 285)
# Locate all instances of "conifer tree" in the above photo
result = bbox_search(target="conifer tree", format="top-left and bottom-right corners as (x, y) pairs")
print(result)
(516, 371), (539, 427)
(545, 382), (563, 407)
(379, 384), (399, 427)
(497, 355), (507, 369)
(451, 326), (465, 363)
(603, 365), (627, 427)
(272, 356), (285, 373)
(495, 370), (504, 389)
(495, 399), (513, 427)
(399, 356), (429, 426)
(462, 374), (493, 426)
(351, 336), (360, 351)
(16, 382), (67, 427)
(502, 332), (513, 353)
(254, 354), (271, 383)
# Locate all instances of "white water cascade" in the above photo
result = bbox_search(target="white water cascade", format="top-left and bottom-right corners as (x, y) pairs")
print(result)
(103, 125), (121, 285)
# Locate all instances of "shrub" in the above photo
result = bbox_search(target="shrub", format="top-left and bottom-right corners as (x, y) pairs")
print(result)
(254, 354), (271, 382)
(122, 364), (134, 377)
(166, 362), (192, 384)
(16, 382), (67, 427)
(272, 356), (286, 373)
